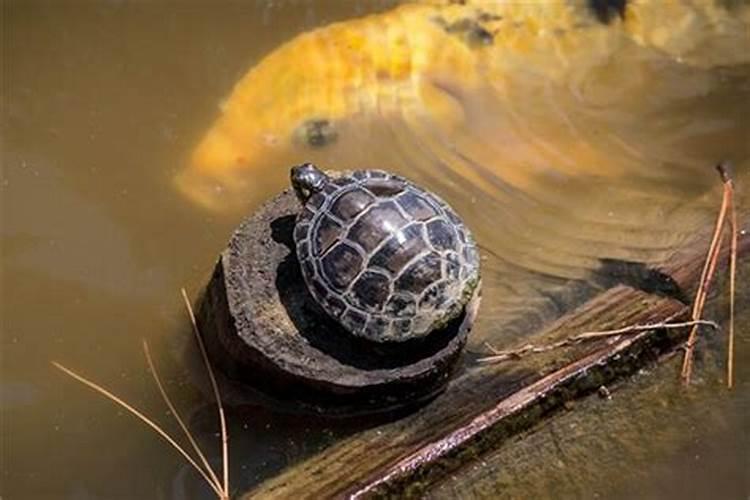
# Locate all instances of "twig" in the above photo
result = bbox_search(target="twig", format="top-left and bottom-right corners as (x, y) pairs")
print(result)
(574, 320), (719, 340)
(50, 361), (225, 499)
(478, 319), (718, 363)
(181, 288), (229, 498)
(681, 162), (735, 385)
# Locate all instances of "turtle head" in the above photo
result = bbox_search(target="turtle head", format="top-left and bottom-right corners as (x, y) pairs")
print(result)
(291, 163), (329, 203)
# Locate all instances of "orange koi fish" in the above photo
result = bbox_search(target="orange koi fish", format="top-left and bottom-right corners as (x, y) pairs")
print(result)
(176, 0), (749, 211)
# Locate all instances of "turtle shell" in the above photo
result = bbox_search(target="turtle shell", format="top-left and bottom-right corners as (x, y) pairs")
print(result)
(294, 170), (480, 342)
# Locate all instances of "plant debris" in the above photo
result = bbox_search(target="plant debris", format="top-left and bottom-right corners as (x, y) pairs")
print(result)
(52, 289), (230, 500)
(483, 162), (739, 389)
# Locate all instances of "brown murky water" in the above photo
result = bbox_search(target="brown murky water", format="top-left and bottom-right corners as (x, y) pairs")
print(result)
(2, 1), (748, 499)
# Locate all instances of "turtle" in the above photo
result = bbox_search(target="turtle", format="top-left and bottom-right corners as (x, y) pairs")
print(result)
(290, 163), (480, 343)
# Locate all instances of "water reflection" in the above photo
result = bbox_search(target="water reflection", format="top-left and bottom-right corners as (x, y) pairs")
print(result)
(178, 1), (749, 213)
(1, 1), (748, 499)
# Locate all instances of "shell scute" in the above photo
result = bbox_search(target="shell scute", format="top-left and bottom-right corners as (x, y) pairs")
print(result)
(397, 191), (438, 220)
(311, 277), (329, 300)
(332, 176), (355, 187)
(385, 293), (416, 318)
(365, 178), (406, 197)
(325, 295), (346, 317)
(313, 215), (344, 256)
(462, 245), (479, 265)
(301, 258), (316, 280)
(392, 319), (412, 339)
(299, 207), (315, 223)
(395, 252), (442, 295)
(351, 271), (391, 311)
(308, 193), (326, 209)
(369, 223), (426, 274)
(321, 242), (363, 290)
(341, 308), (367, 332)
(419, 281), (450, 309)
(323, 183), (339, 195)
(426, 219), (458, 252)
(364, 317), (391, 340)
(329, 188), (375, 220)
(296, 241), (309, 260)
(347, 201), (408, 252)
(445, 252), (461, 280)
(293, 223), (309, 243)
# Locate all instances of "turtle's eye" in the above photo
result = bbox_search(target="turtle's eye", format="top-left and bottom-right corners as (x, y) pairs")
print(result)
(294, 118), (338, 148)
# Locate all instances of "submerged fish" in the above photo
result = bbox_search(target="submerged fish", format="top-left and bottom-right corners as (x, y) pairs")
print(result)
(176, 0), (750, 211)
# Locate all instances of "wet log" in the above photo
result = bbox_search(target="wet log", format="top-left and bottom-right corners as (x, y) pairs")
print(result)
(196, 189), (481, 415)
(242, 217), (748, 499)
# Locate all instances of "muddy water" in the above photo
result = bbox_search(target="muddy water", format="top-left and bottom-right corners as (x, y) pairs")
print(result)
(1, 1), (748, 499)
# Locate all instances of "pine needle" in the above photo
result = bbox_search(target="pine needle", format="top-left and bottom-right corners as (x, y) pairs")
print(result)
(142, 340), (223, 492)
(50, 361), (225, 499)
(52, 289), (232, 499)
(726, 171), (737, 389)
(181, 288), (229, 497)
(681, 162), (736, 385)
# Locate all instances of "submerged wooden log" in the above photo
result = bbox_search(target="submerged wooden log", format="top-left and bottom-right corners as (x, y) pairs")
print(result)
(196, 189), (481, 415)
(242, 218), (747, 499)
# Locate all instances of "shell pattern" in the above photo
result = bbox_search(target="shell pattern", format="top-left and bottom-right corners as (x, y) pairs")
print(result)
(294, 169), (480, 342)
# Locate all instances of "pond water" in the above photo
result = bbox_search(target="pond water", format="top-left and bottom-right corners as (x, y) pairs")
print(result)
(2, 1), (748, 499)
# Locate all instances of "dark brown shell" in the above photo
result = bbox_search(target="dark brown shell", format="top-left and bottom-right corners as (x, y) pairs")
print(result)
(294, 170), (480, 342)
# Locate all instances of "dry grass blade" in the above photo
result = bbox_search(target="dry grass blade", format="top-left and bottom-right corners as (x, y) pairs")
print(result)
(727, 173), (737, 389)
(51, 361), (225, 499)
(681, 194), (726, 381)
(681, 163), (734, 385)
(181, 287), (229, 496)
(142, 340), (223, 492)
